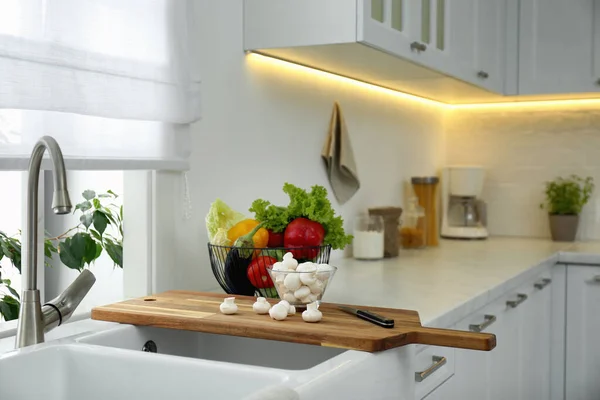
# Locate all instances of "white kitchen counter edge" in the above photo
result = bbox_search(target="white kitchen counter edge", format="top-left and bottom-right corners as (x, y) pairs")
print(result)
(424, 250), (600, 329)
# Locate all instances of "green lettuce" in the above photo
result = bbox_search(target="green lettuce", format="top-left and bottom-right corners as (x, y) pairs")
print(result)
(249, 183), (353, 250)
(205, 199), (245, 244)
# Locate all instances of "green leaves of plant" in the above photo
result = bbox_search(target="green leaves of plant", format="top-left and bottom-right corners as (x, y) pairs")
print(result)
(0, 232), (21, 273)
(0, 296), (19, 321)
(80, 213), (93, 229)
(541, 175), (595, 215)
(82, 190), (96, 200)
(59, 232), (98, 272)
(92, 211), (109, 235)
(104, 238), (123, 268)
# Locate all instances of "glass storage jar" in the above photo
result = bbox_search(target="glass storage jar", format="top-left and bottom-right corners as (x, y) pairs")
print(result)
(353, 215), (385, 260)
(399, 196), (426, 249)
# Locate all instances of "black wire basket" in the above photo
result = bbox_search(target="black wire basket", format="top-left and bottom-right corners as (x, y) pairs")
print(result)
(208, 243), (332, 298)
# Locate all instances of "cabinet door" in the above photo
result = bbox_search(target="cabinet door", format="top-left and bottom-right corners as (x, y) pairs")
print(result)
(422, 0), (506, 93)
(519, 0), (600, 94)
(451, 291), (519, 400)
(473, 0), (507, 93)
(488, 295), (520, 400)
(518, 275), (552, 400)
(359, 0), (422, 60)
(565, 265), (600, 400)
(422, 376), (456, 400)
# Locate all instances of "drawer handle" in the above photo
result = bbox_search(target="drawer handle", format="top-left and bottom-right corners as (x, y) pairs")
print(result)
(469, 314), (496, 332)
(506, 293), (528, 308)
(415, 356), (447, 382)
(477, 70), (489, 79)
(410, 41), (427, 52)
(534, 278), (552, 290)
(588, 275), (600, 283)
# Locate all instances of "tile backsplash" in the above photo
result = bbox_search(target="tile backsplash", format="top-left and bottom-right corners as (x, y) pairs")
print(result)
(446, 107), (600, 240)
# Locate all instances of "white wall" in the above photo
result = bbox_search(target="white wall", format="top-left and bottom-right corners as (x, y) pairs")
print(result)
(44, 171), (123, 309)
(161, 2), (446, 293)
(446, 106), (600, 240)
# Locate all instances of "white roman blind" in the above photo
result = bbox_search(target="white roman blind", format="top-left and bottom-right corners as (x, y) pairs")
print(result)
(0, 0), (201, 170)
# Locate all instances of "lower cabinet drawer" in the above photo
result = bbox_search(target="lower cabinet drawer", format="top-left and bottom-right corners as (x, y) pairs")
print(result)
(414, 345), (455, 400)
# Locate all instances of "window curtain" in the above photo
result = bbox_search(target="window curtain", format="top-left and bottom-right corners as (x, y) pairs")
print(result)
(0, 0), (200, 170)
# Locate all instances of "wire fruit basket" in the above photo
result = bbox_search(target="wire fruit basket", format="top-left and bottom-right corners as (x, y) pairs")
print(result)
(208, 244), (332, 298)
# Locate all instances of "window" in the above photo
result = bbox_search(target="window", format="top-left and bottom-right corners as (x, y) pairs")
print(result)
(0, 1), (199, 325)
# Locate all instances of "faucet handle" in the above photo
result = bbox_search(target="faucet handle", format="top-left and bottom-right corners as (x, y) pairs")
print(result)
(42, 269), (96, 331)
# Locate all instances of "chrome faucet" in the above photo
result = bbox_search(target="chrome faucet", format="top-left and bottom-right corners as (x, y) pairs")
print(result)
(15, 136), (96, 348)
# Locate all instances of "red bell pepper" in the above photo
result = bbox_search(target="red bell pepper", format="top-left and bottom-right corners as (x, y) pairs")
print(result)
(247, 256), (276, 289)
(283, 217), (325, 259)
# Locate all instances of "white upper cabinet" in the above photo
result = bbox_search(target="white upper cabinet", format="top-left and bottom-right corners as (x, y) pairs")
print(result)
(519, 0), (600, 94)
(244, 0), (510, 103)
(565, 265), (600, 400)
(359, 0), (508, 94)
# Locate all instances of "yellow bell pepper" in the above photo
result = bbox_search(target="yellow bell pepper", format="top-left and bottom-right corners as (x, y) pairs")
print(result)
(227, 219), (269, 249)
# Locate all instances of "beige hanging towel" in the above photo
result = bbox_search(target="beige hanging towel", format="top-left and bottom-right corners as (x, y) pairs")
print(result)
(321, 102), (360, 204)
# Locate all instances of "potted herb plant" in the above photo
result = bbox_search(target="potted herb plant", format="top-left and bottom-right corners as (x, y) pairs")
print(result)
(540, 175), (594, 242)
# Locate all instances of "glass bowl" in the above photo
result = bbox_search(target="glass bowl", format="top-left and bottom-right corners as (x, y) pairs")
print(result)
(266, 264), (337, 307)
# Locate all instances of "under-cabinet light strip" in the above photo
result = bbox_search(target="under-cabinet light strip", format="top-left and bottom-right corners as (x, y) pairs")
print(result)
(247, 52), (600, 110)
(246, 52), (447, 108)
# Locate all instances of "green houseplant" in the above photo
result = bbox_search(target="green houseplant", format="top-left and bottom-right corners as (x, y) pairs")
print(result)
(540, 175), (594, 242)
(0, 189), (123, 321)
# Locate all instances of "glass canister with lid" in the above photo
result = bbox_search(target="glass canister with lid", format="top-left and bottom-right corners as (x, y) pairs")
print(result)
(411, 176), (440, 246)
(399, 196), (426, 249)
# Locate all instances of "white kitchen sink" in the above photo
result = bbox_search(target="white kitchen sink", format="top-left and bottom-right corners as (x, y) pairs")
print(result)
(0, 342), (291, 400)
(0, 321), (417, 400)
(77, 324), (346, 370)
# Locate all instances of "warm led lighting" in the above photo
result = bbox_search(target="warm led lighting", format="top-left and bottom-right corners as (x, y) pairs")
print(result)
(452, 98), (600, 110)
(246, 52), (447, 109)
(247, 52), (600, 110)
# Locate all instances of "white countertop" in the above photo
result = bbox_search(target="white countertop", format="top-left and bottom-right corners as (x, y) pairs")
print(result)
(325, 237), (600, 328)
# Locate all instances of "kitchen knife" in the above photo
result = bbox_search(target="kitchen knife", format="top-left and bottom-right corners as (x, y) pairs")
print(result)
(338, 305), (395, 328)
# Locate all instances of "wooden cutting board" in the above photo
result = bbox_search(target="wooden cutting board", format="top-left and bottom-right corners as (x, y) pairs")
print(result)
(91, 291), (496, 353)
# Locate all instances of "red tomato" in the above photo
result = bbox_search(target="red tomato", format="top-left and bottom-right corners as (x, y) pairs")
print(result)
(247, 256), (276, 289)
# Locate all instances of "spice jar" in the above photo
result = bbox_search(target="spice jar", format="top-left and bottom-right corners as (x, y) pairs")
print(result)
(411, 177), (440, 246)
(399, 197), (426, 249)
(353, 215), (385, 260)
(368, 207), (403, 258)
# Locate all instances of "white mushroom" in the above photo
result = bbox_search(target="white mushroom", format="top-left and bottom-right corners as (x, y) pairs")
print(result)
(269, 303), (288, 321)
(219, 297), (238, 315)
(299, 272), (317, 286)
(302, 302), (322, 323)
(288, 305), (296, 316)
(283, 292), (297, 304)
(294, 286), (311, 300)
(283, 272), (302, 291)
(296, 262), (317, 273)
(281, 252), (299, 270)
(278, 300), (291, 311)
(308, 280), (324, 295)
(252, 297), (271, 315)
(316, 264), (333, 281)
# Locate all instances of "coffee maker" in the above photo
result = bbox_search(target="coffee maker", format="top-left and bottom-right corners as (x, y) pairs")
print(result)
(441, 166), (488, 239)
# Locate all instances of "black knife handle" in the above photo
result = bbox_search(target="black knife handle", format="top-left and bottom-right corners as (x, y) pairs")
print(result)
(356, 309), (395, 328)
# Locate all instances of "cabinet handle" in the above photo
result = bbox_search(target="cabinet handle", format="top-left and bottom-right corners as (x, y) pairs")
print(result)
(534, 278), (552, 290)
(506, 293), (528, 308)
(415, 356), (447, 382)
(595, 79), (600, 86)
(469, 314), (497, 332)
(410, 41), (427, 52)
(589, 275), (600, 283)
(477, 71), (489, 79)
